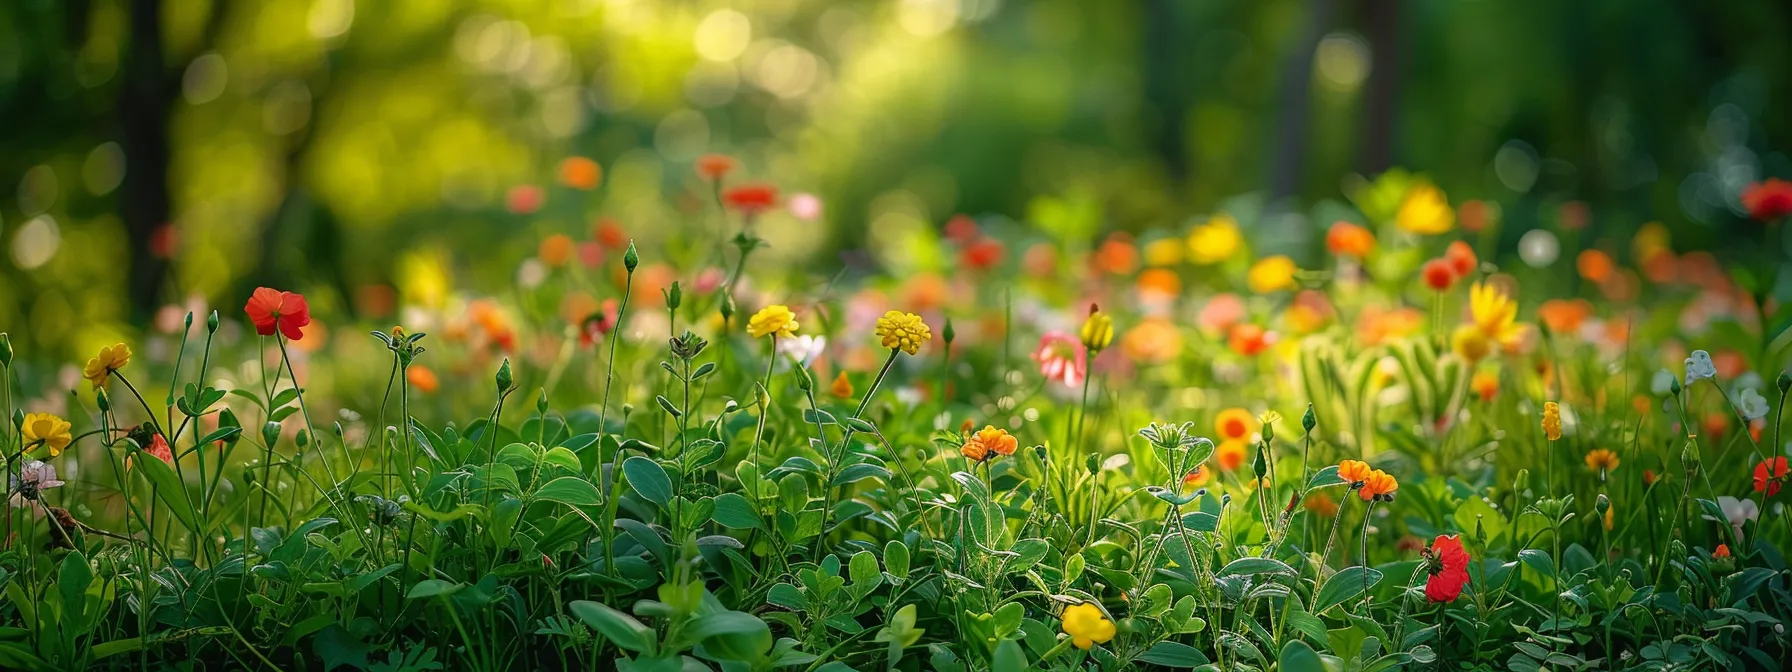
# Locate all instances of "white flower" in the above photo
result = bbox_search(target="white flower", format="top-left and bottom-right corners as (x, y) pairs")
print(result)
(1685, 350), (1717, 383)
(10, 460), (65, 506)
(1717, 496), (1759, 543)
(1733, 372), (1765, 394)
(1651, 369), (1678, 396)
(1738, 388), (1770, 421)
(776, 334), (827, 364)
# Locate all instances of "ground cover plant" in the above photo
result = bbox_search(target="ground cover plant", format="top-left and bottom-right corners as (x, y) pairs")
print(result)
(4, 163), (1792, 672)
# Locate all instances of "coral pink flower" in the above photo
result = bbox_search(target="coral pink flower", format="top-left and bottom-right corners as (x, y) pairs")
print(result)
(505, 185), (543, 214)
(1031, 331), (1087, 388)
(1196, 294), (1246, 334)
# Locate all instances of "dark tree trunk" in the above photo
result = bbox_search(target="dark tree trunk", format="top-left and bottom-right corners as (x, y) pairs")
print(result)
(1269, 0), (1334, 199)
(120, 0), (171, 319)
(1143, 0), (1188, 182)
(1359, 0), (1404, 175)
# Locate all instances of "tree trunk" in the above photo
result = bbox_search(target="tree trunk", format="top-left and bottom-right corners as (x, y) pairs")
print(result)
(120, 0), (171, 319)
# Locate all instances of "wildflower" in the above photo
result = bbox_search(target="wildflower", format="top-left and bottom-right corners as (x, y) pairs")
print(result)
(1458, 199), (1497, 232)
(944, 214), (981, 243)
(1738, 388), (1770, 421)
(21, 413), (72, 456)
(407, 365), (439, 394)
(1183, 464), (1211, 488)
(1713, 544), (1731, 559)
(1471, 370), (1499, 401)
(1031, 332), (1087, 388)
(876, 311), (932, 355)
(1469, 282), (1521, 346)
(1651, 369), (1677, 396)
(245, 287), (312, 341)
(1742, 178), (1792, 222)
(830, 371), (854, 399)
(747, 305), (799, 339)
(1135, 268), (1181, 301)
(1338, 459), (1374, 486)
(1451, 324), (1492, 362)
(1396, 182), (1454, 234)
(1358, 469), (1399, 501)
(1542, 402), (1562, 440)
(787, 193), (823, 221)
(960, 237), (1005, 271)
(1604, 505), (1614, 531)
(10, 461), (64, 505)
(1421, 259), (1457, 291)
(778, 334), (826, 363)
(1247, 255), (1298, 293)
(1094, 235), (1139, 275)
(1215, 409), (1254, 442)
(1584, 448), (1619, 474)
(1059, 603), (1116, 650)
(1684, 350), (1717, 383)
(557, 157), (601, 190)
(1537, 299), (1592, 335)
(1643, 469), (1657, 486)
(1754, 456), (1789, 496)
(1122, 318), (1182, 363)
(1422, 535), (1471, 603)
(1215, 440), (1248, 471)
(1143, 238), (1184, 266)
(1445, 240), (1478, 277)
(146, 433), (174, 464)
(696, 153), (737, 181)
(1226, 323), (1270, 357)
(1186, 214), (1242, 265)
(1717, 496), (1759, 542)
(1325, 221), (1375, 257)
(539, 234), (576, 267)
(505, 185), (543, 214)
(961, 425), (1017, 463)
(723, 184), (778, 216)
(1303, 492), (1338, 518)
(1577, 249), (1614, 283)
(82, 343), (133, 389)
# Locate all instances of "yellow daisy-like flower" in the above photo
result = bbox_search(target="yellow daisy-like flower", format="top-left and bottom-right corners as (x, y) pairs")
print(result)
(1450, 324), (1492, 362)
(1468, 282), (1522, 346)
(1246, 255), (1298, 293)
(1079, 307), (1114, 354)
(1585, 448), (1619, 472)
(1186, 214), (1242, 265)
(1395, 182), (1455, 235)
(21, 413), (73, 456)
(1542, 401), (1562, 441)
(82, 342), (133, 389)
(875, 311), (931, 355)
(746, 305), (799, 339)
(1060, 602), (1116, 650)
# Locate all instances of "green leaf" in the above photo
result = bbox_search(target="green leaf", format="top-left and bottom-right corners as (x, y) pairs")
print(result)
(134, 452), (200, 533)
(570, 600), (654, 654)
(1278, 640), (1326, 672)
(1304, 464), (1345, 492)
(406, 580), (463, 599)
(622, 456), (674, 508)
(1314, 566), (1383, 614)
(1219, 557), (1296, 578)
(1136, 641), (1209, 667)
(684, 611), (772, 662)
(884, 540), (910, 579)
(992, 640), (1028, 671)
(534, 476), (603, 507)
(711, 493), (763, 530)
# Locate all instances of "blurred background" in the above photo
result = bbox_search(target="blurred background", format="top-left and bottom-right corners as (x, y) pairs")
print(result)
(3, 0), (1790, 361)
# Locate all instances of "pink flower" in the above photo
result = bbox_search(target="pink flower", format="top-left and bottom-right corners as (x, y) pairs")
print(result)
(1196, 294), (1247, 334)
(505, 185), (544, 214)
(1032, 331), (1087, 388)
(788, 193), (824, 221)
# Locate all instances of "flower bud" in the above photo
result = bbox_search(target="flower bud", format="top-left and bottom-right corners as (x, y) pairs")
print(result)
(1260, 418), (1275, 443)
(296, 429), (309, 447)
(536, 389), (549, 415)
(11, 408), (23, 430)
(262, 421), (282, 448)
(496, 358), (514, 394)
(664, 281), (682, 311)
(0, 333), (11, 367)
(1595, 493), (1609, 517)
(184, 311), (194, 330)
(1473, 514), (1486, 546)
(1670, 376), (1682, 395)
(623, 240), (640, 272)
(1252, 442), (1268, 480)
(1301, 403), (1316, 432)
(943, 318), (956, 346)
(794, 366), (814, 392)
(207, 310), (220, 332)
(754, 382), (770, 410)
(1779, 371), (1791, 394)
(96, 389), (110, 414)
(719, 291), (736, 322)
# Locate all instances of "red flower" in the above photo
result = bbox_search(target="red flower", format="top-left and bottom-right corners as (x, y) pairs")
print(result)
(723, 184), (778, 216)
(1422, 534), (1470, 603)
(1755, 456), (1789, 496)
(1421, 258), (1457, 291)
(960, 237), (1005, 271)
(147, 434), (174, 464)
(245, 287), (311, 341)
(1742, 178), (1792, 222)
(696, 154), (737, 181)
(1445, 241), (1478, 277)
(505, 185), (543, 214)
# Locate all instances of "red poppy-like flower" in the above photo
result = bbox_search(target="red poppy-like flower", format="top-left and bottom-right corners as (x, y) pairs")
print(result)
(1755, 456), (1789, 496)
(1421, 258), (1457, 291)
(945, 214), (981, 243)
(723, 184), (778, 216)
(696, 154), (737, 181)
(245, 287), (311, 341)
(1445, 241), (1478, 277)
(1713, 543), (1732, 559)
(1422, 535), (1470, 602)
(960, 237), (1005, 271)
(1742, 178), (1792, 222)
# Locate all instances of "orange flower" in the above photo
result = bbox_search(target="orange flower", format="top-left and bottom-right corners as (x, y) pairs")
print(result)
(1304, 492), (1338, 518)
(1215, 440), (1248, 471)
(557, 157), (601, 190)
(1537, 299), (1592, 335)
(1444, 241), (1478, 278)
(1136, 268), (1182, 301)
(1713, 543), (1732, 559)
(1183, 464), (1211, 488)
(1421, 258), (1457, 291)
(962, 425), (1018, 463)
(1542, 402), (1562, 440)
(1576, 249), (1614, 283)
(1338, 459), (1374, 485)
(1584, 448), (1619, 473)
(696, 153), (737, 181)
(245, 287), (311, 340)
(1325, 221), (1375, 257)
(407, 365), (439, 394)
(1458, 199), (1496, 232)
(830, 371), (854, 399)
(594, 218), (628, 249)
(539, 234), (576, 267)
(723, 184), (778, 216)
(960, 237), (1005, 271)
(1215, 409), (1255, 442)
(1095, 235), (1140, 275)
(1227, 323), (1270, 356)
(1471, 370), (1499, 401)
(1121, 318), (1183, 363)
(1358, 469), (1398, 501)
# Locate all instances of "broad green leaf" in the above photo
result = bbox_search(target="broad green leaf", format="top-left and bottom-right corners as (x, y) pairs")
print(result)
(535, 476), (603, 507)
(623, 456), (674, 508)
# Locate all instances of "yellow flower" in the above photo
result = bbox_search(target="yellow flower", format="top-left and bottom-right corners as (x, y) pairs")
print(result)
(747, 305), (799, 338)
(1396, 182), (1454, 234)
(875, 311), (932, 355)
(1060, 602), (1116, 650)
(21, 413), (73, 456)
(1186, 214), (1242, 265)
(1079, 307), (1114, 353)
(82, 342), (133, 389)
(1143, 238), (1184, 266)
(1246, 255), (1298, 293)
(1468, 282), (1521, 346)
(1451, 324), (1491, 362)
(1585, 448), (1619, 472)
(1542, 401), (1562, 440)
